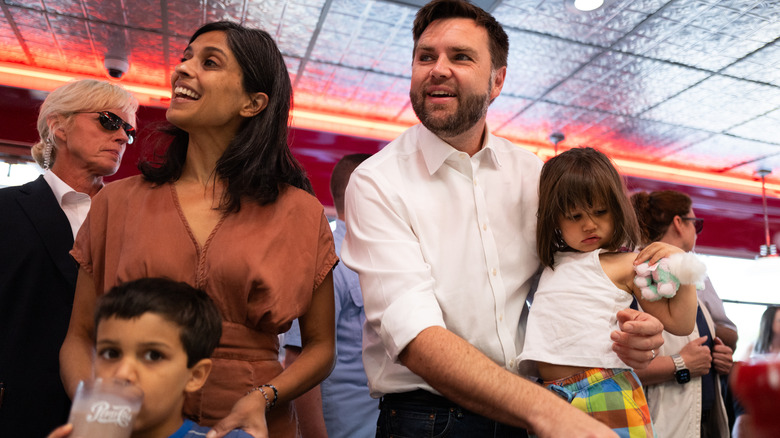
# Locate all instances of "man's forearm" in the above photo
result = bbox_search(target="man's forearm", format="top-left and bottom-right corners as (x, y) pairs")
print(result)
(399, 326), (607, 434)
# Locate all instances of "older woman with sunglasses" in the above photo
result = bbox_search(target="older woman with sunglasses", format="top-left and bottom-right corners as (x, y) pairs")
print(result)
(0, 79), (137, 437)
(631, 190), (735, 438)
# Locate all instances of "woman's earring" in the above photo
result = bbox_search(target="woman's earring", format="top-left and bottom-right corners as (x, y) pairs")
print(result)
(43, 139), (53, 170)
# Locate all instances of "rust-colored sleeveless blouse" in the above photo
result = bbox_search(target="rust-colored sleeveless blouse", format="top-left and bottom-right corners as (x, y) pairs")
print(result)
(71, 175), (338, 436)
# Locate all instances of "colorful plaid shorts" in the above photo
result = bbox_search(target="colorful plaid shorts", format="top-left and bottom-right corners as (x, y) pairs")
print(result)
(543, 368), (655, 438)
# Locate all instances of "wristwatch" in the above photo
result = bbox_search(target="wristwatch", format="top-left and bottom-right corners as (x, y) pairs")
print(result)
(671, 353), (690, 384)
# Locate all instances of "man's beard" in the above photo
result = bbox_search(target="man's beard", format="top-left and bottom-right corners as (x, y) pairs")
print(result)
(410, 80), (492, 138)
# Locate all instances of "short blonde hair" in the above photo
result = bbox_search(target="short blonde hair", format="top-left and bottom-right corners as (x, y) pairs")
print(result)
(31, 79), (138, 167)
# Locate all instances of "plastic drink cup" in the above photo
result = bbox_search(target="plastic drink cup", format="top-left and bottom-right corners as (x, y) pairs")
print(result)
(67, 378), (144, 438)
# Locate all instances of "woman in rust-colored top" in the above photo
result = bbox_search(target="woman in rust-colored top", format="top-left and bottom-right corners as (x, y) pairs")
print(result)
(60, 22), (337, 438)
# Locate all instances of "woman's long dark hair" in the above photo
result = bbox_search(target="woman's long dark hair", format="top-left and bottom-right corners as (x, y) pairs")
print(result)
(754, 306), (779, 355)
(139, 21), (312, 211)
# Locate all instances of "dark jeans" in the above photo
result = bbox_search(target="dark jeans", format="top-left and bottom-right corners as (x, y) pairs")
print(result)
(377, 390), (528, 438)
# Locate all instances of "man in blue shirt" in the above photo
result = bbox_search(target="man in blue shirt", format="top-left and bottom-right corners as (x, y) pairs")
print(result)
(284, 153), (377, 438)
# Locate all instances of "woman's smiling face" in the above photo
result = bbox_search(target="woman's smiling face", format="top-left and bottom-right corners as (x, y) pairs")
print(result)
(166, 30), (255, 135)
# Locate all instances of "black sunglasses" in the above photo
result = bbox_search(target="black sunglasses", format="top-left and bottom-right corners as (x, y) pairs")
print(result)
(681, 217), (704, 234)
(78, 111), (136, 144)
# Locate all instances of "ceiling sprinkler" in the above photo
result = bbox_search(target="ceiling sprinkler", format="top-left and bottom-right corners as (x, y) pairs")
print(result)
(549, 132), (565, 156)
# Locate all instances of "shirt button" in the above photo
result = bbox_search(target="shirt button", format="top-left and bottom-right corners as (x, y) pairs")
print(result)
(482, 223), (487, 231)
(492, 268), (497, 276)
(499, 314), (503, 321)
(509, 359), (516, 368)
(473, 178), (478, 186)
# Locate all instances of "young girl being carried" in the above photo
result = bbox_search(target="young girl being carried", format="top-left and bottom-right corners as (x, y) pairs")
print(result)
(518, 147), (701, 437)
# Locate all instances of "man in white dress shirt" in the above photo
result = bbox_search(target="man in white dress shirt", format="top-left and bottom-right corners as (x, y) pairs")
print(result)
(341, 1), (664, 437)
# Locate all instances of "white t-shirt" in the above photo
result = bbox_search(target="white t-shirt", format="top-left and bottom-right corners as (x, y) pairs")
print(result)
(518, 249), (634, 376)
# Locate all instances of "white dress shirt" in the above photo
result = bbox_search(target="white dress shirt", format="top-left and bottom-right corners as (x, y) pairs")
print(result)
(43, 171), (91, 239)
(342, 124), (543, 397)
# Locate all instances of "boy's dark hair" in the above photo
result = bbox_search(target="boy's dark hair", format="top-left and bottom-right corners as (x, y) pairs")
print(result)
(330, 153), (372, 216)
(413, 0), (509, 71)
(631, 190), (693, 244)
(537, 147), (640, 269)
(95, 278), (222, 368)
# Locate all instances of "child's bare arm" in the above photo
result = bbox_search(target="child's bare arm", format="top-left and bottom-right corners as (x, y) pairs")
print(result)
(602, 247), (697, 336)
(631, 242), (700, 336)
(635, 282), (697, 336)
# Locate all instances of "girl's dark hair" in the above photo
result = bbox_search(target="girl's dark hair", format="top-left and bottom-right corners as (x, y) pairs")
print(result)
(754, 305), (779, 355)
(95, 278), (223, 368)
(537, 147), (640, 269)
(139, 21), (312, 211)
(630, 190), (692, 244)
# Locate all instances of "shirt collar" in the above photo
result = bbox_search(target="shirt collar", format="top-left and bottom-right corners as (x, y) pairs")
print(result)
(43, 170), (76, 205)
(419, 124), (502, 175)
(43, 171), (91, 206)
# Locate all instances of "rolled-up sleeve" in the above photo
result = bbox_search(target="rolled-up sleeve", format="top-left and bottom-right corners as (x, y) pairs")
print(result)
(342, 167), (444, 361)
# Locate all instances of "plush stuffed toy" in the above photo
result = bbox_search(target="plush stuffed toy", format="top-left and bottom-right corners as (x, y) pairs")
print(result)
(633, 252), (707, 302)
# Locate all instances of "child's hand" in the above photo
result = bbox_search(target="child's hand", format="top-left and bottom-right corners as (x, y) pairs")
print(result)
(633, 241), (684, 266)
(46, 424), (73, 438)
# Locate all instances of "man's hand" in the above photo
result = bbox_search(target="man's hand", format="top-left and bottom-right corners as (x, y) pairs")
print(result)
(679, 336), (713, 377)
(529, 401), (618, 438)
(46, 424), (72, 438)
(206, 391), (268, 438)
(611, 309), (664, 369)
(711, 337), (734, 375)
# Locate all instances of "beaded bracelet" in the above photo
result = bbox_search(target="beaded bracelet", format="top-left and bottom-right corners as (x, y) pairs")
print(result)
(247, 384), (278, 410)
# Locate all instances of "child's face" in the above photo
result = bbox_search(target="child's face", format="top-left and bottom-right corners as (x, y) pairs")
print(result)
(558, 205), (614, 252)
(95, 314), (209, 438)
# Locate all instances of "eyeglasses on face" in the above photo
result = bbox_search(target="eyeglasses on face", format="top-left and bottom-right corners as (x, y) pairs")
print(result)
(681, 217), (704, 234)
(76, 111), (136, 144)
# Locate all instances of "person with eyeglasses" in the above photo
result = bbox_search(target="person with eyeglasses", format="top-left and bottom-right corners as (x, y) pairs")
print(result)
(631, 190), (736, 438)
(0, 79), (138, 437)
(59, 22), (337, 438)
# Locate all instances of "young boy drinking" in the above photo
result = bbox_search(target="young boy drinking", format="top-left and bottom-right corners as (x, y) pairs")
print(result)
(49, 278), (251, 438)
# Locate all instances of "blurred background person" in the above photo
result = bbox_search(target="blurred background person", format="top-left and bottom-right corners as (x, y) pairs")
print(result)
(733, 305), (780, 437)
(0, 79), (138, 437)
(284, 153), (377, 438)
(746, 305), (779, 358)
(59, 22), (337, 438)
(632, 189), (734, 437)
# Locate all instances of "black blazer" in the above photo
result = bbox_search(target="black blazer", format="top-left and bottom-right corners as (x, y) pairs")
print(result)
(0, 175), (78, 437)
